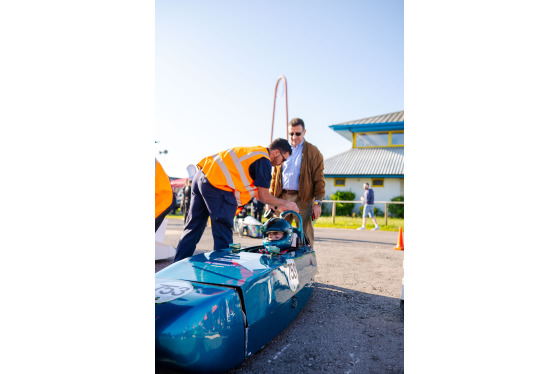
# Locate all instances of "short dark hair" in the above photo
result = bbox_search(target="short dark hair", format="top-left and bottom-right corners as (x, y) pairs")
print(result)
(288, 117), (305, 129)
(269, 138), (292, 156)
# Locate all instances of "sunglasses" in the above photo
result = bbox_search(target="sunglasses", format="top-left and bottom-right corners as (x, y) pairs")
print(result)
(289, 132), (302, 136)
(278, 152), (287, 162)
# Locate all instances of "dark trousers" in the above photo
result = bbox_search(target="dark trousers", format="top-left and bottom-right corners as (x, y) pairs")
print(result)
(174, 170), (237, 262)
(253, 209), (263, 222)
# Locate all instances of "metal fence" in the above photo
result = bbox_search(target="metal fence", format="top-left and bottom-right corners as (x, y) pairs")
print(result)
(322, 200), (404, 225)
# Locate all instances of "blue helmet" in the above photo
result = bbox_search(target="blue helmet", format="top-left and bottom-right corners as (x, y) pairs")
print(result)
(262, 218), (293, 254)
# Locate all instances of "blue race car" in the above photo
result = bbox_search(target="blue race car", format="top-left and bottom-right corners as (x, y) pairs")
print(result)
(155, 211), (317, 373)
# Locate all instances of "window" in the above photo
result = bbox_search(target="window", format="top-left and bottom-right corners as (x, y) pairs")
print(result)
(371, 178), (384, 187)
(391, 132), (404, 145)
(354, 131), (404, 148)
(355, 133), (389, 147)
(334, 178), (346, 187)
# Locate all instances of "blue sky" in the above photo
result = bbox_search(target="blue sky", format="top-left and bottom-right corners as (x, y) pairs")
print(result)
(155, 0), (403, 177)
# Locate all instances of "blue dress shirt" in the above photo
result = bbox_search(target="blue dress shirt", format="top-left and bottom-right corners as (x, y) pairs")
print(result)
(281, 140), (304, 190)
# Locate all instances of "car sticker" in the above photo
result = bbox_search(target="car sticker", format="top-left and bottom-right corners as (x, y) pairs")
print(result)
(283, 259), (299, 292)
(155, 278), (194, 303)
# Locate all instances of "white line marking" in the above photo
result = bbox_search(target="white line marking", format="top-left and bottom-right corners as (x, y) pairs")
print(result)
(272, 343), (291, 361)
(345, 353), (360, 374)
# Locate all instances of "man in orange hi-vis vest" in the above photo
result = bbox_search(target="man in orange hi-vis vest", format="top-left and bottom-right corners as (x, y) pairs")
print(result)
(155, 158), (173, 232)
(174, 138), (299, 262)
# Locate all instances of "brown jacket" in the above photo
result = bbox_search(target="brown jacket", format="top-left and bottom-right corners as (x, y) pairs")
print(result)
(270, 140), (325, 203)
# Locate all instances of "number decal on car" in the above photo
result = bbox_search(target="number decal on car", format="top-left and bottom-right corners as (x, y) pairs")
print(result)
(155, 279), (194, 303)
(285, 259), (299, 292)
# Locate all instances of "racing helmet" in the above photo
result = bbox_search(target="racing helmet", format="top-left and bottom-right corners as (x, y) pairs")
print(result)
(262, 218), (293, 254)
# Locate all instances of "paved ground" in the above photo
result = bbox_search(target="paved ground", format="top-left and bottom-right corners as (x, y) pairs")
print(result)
(156, 218), (404, 373)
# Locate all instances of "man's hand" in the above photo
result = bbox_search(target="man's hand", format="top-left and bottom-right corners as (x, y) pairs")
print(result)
(257, 187), (299, 214)
(312, 204), (321, 220)
(281, 201), (299, 214)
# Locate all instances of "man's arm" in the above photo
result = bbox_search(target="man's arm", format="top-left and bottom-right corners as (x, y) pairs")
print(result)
(250, 157), (297, 213)
(312, 151), (325, 201)
(256, 187), (299, 213)
(311, 148), (325, 219)
(269, 165), (283, 198)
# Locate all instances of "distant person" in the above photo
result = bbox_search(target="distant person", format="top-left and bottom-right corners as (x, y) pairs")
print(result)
(270, 118), (325, 246)
(171, 191), (177, 215)
(182, 179), (192, 224)
(357, 182), (380, 231)
(174, 138), (299, 262)
(252, 197), (264, 222)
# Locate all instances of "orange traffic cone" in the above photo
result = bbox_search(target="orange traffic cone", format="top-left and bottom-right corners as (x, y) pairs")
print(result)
(394, 227), (404, 250)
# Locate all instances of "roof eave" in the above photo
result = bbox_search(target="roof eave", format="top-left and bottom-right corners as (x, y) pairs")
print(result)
(329, 121), (404, 133)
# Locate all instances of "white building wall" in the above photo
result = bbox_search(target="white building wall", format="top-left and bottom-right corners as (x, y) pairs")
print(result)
(324, 177), (404, 215)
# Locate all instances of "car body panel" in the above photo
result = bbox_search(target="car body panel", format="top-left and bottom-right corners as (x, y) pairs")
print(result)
(246, 280), (314, 356)
(155, 245), (317, 372)
(155, 279), (245, 373)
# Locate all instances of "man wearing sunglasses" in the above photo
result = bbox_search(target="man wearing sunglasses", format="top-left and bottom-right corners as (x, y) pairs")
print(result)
(174, 138), (299, 262)
(270, 118), (325, 246)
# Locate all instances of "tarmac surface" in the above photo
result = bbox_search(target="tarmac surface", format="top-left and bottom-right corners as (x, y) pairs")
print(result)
(155, 218), (404, 374)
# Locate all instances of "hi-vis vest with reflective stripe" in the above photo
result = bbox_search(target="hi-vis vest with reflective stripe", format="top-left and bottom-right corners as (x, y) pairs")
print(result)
(198, 146), (270, 210)
(155, 158), (173, 219)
